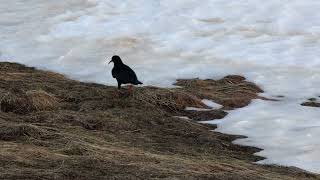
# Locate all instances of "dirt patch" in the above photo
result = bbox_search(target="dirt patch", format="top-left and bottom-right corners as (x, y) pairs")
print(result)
(301, 98), (320, 108)
(134, 87), (207, 113)
(181, 110), (228, 121)
(301, 101), (320, 108)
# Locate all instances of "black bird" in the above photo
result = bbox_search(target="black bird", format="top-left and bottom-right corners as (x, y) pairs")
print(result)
(108, 55), (142, 94)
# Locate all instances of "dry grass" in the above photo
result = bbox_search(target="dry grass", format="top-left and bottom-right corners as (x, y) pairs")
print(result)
(26, 90), (59, 111)
(0, 62), (317, 179)
(0, 89), (59, 114)
(175, 75), (264, 109)
(0, 92), (31, 114)
(134, 87), (206, 112)
(0, 123), (43, 141)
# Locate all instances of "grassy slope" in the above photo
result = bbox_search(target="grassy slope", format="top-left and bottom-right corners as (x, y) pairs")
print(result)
(0, 62), (318, 180)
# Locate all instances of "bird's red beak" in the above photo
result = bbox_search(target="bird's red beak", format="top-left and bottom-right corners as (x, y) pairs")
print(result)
(108, 60), (113, 64)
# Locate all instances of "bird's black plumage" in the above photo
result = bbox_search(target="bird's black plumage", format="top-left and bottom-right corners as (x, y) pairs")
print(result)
(109, 55), (142, 89)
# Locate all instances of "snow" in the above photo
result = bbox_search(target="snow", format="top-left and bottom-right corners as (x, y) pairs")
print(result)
(1, 0), (320, 173)
(185, 107), (212, 111)
(185, 99), (222, 111)
(207, 99), (320, 173)
(173, 116), (191, 120)
(202, 99), (223, 109)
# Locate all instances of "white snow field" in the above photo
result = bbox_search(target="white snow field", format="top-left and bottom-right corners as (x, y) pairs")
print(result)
(1, 0), (320, 173)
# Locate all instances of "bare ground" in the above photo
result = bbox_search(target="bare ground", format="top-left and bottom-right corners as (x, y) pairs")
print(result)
(0, 62), (318, 180)
(301, 98), (320, 108)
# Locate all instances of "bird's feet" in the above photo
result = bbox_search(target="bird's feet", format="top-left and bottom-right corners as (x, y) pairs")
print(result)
(113, 85), (135, 98)
(128, 85), (134, 95)
(113, 90), (121, 98)
(113, 88), (132, 98)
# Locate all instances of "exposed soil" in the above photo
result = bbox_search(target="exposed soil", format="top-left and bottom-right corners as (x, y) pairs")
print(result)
(301, 98), (320, 108)
(0, 62), (318, 179)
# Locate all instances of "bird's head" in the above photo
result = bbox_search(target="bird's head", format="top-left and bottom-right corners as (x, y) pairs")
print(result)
(108, 55), (123, 65)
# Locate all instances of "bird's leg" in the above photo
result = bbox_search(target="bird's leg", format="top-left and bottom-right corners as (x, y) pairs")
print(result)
(113, 82), (121, 97)
(113, 89), (121, 98)
(113, 91), (119, 98)
(128, 84), (134, 95)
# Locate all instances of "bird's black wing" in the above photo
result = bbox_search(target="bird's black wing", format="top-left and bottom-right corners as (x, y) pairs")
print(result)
(111, 64), (140, 84)
(120, 64), (138, 84)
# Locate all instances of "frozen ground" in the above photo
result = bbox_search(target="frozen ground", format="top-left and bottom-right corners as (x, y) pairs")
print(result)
(1, 0), (320, 173)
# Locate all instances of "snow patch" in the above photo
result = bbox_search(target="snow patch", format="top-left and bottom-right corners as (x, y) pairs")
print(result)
(202, 99), (223, 109)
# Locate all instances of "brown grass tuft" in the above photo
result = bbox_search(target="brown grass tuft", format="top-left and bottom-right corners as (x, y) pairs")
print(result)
(0, 92), (31, 114)
(26, 90), (59, 111)
(0, 124), (43, 141)
(60, 143), (89, 156)
(134, 87), (206, 112)
(44, 71), (66, 80)
(0, 90), (59, 114)
(175, 75), (264, 109)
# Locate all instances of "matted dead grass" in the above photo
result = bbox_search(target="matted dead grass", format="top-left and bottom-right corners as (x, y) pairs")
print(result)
(175, 75), (264, 109)
(0, 90), (59, 114)
(134, 87), (206, 112)
(0, 123), (43, 141)
(0, 62), (317, 180)
(0, 91), (31, 114)
(26, 90), (59, 111)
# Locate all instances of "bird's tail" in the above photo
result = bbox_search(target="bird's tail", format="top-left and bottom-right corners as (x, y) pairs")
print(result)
(136, 80), (143, 85)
